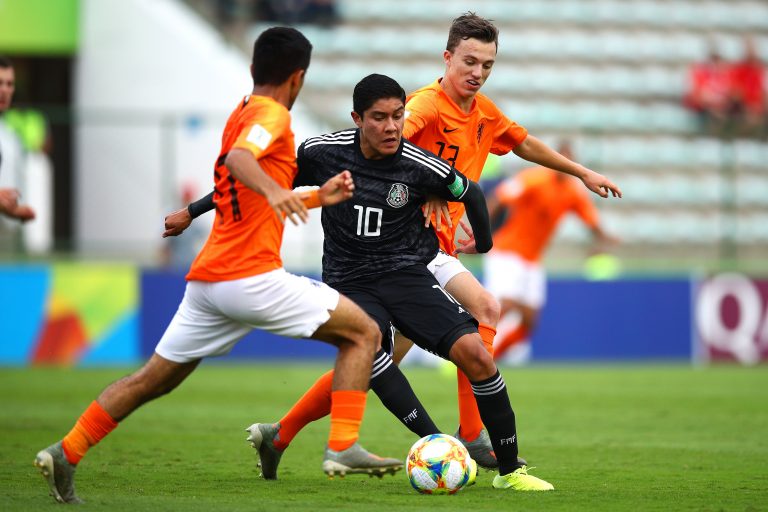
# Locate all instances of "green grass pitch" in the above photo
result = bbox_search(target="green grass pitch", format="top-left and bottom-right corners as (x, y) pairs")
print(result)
(1, 363), (766, 511)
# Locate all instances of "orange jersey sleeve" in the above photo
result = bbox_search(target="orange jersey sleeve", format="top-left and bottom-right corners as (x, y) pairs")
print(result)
(492, 167), (599, 262)
(186, 96), (297, 282)
(404, 80), (528, 255)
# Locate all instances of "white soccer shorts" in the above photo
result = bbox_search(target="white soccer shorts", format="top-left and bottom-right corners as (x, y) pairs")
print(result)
(426, 250), (470, 288)
(483, 251), (546, 309)
(155, 268), (340, 363)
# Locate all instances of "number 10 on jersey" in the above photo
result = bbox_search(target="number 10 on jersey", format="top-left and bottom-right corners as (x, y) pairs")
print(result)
(353, 205), (383, 237)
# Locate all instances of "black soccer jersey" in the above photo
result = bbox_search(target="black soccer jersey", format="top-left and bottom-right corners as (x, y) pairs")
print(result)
(295, 129), (471, 286)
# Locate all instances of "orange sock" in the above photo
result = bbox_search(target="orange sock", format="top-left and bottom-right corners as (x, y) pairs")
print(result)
(61, 401), (119, 465)
(327, 390), (366, 452)
(493, 325), (528, 360)
(275, 370), (334, 451)
(457, 323), (495, 441)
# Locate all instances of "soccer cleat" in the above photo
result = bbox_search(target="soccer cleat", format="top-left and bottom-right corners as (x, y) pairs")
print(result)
(492, 466), (554, 491)
(245, 423), (284, 480)
(322, 442), (403, 478)
(454, 428), (527, 469)
(34, 441), (84, 504)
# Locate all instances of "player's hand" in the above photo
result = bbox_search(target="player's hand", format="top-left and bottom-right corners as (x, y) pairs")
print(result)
(9, 204), (35, 222)
(319, 170), (355, 206)
(270, 187), (309, 225)
(0, 188), (20, 213)
(0, 189), (35, 222)
(454, 220), (478, 254)
(422, 198), (451, 229)
(581, 168), (622, 198)
(163, 207), (193, 237)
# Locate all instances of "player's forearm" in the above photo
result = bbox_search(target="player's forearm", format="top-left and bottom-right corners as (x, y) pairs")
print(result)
(226, 149), (286, 199)
(188, 191), (215, 218)
(513, 135), (586, 180)
(461, 181), (493, 253)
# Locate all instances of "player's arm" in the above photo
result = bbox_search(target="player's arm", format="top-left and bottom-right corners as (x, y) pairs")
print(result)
(436, 169), (492, 253)
(163, 191), (213, 238)
(299, 170), (355, 208)
(512, 135), (623, 199)
(574, 195), (620, 250)
(459, 179), (493, 253)
(226, 148), (310, 225)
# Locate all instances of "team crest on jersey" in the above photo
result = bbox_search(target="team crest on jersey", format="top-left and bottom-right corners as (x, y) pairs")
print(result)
(386, 183), (409, 208)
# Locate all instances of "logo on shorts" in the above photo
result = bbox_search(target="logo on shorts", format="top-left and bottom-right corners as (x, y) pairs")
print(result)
(386, 183), (409, 208)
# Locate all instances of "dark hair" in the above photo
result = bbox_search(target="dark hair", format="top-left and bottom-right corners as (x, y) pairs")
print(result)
(0, 56), (12, 69)
(353, 74), (406, 117)
(446, 12), (499, 52)
(251, 27), (312, 86)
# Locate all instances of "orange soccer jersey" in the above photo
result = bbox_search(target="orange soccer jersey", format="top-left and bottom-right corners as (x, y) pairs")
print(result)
(186, 95), (297, 282)
(492, 166), (600, 263)
(404, 79), (528, 255)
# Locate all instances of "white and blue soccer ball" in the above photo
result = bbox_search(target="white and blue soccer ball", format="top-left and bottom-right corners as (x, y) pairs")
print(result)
(406, 433), (476, 494)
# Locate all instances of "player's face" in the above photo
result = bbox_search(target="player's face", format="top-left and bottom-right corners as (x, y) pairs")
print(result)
(0, 66), (15, 112)
(443, 38), (496, 100)
(353, 97), (405, 160)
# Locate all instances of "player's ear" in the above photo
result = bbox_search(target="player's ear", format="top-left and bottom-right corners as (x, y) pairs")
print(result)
(351, 111), (363, 128)
(291, 68), (305, 88)
(443, 50), (452, 67)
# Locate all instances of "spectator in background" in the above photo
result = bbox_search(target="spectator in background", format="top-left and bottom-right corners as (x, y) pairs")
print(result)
(480, 141), (618, 363)
(683, 46), (733, 136)
(0, 56), (35, 222)
(730, 37), (765, 137)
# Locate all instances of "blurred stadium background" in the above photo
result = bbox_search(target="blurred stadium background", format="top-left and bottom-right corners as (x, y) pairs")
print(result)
(0, 0), (767, 367)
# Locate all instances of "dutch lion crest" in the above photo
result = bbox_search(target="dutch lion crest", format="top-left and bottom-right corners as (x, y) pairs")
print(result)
(386, 183), (409, 208)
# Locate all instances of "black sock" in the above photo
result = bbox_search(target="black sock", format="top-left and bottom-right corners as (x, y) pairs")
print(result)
(369, 349), (440, 437)
(471, 370), (521, 475)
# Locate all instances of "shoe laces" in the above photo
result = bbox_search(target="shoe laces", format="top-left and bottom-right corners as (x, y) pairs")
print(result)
(514, 465), (536, 476)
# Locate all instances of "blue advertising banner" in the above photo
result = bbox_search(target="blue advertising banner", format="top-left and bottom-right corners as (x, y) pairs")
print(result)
(532, 279), (693, 361)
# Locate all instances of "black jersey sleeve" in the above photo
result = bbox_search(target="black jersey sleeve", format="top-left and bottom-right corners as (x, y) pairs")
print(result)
(294, 141), (322, 188)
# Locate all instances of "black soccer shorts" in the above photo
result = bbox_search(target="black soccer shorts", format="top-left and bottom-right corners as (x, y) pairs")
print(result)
(335, 263), (478, 359)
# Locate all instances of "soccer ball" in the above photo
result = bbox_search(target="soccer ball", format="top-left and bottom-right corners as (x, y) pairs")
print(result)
(406, 434), (476, 494)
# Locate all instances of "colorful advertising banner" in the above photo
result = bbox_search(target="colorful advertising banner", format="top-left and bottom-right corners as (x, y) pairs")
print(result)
(2, 265), (767, 366)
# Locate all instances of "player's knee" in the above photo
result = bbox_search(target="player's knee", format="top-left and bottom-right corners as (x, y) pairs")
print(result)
(473, 292), (500, 326)
(348, 315), (380, 354)
(451, 335), (497, 381)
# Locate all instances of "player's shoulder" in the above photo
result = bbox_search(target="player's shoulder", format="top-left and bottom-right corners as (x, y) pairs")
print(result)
(301, 128), (357, 154)
(474, 92), (504, 117)
(405, 81), (441, 108)
(401, 139), (453, 177)
(238, 95), (291, 129)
